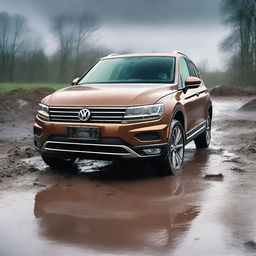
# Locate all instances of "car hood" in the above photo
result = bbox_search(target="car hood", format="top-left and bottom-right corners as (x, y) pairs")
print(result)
(42, 83), (177, 106)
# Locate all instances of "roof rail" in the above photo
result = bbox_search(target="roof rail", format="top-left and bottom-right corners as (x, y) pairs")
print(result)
(173, 51), (188, 57)
(107, 53), (119, 57)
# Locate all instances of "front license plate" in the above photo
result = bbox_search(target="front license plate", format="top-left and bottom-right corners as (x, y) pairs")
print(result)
(67, 126), (100, 140)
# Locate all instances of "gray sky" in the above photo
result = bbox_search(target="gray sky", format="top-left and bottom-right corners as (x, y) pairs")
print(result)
(0, 0), (228, 70)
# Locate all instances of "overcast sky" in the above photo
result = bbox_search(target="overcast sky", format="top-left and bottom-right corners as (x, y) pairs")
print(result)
(0, 0), (229, 70)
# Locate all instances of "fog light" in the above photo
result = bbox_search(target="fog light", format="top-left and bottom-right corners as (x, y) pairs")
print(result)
(143, 148), (161, 155)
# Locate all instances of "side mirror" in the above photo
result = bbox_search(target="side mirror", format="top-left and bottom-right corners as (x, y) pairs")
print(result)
(71, 77), (80, 86)
(185, 76), (201, 89)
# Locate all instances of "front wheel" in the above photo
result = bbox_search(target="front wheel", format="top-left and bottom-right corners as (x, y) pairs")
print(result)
(41, 153), (76, 168)
(152, 120), (185, 176)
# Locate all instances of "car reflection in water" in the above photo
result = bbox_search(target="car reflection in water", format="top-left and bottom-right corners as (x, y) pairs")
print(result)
(34, 150), (209, 254)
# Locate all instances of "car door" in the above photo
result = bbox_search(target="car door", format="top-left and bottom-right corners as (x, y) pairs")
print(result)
(178, 57), (201, 132)
(185, 59), (209, 126)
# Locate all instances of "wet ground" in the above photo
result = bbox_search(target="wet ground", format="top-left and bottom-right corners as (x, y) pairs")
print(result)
(0, 96), (256, 256)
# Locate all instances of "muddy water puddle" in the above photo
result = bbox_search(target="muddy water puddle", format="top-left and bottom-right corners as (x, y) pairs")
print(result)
(1, 149), (252, 256)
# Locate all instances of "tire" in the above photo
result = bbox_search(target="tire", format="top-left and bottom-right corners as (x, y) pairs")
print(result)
(152, 120), (185, 176)
(41, 153), (76, 168)
(194, 113), (211, 148)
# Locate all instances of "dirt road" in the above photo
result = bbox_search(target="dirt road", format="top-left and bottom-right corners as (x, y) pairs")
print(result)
(0, 89), (256, 256)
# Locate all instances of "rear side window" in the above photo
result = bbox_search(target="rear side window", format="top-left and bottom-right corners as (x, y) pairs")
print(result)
(186, 59), (199, 77)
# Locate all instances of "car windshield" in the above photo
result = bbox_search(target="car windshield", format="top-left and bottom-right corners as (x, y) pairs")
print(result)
(78, 56), (176, 84)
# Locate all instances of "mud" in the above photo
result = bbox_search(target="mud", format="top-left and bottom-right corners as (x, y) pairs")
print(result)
(0, 90), (256, 256)
(239, 98), (256, 112)
(0, 88), (54, 142)
(204, 173), (224, 181)
(0, 88), (54, 122)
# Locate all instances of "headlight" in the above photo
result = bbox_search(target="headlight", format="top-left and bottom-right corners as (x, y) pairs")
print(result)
(123, 104), (164, 123)
(38, 103), (49, 120)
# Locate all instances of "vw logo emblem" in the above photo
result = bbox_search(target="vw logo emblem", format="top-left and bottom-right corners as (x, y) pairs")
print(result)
(78, 108), (91, 121)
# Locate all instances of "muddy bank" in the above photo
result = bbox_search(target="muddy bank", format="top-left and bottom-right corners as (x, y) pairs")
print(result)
(239, 98), (256, 111)
(0, 88), (54, 123)
(0, 88), (54, 142)
(209, 85), (256, 97)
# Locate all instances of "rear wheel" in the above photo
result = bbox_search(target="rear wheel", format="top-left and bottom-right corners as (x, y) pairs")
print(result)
(41, 153), (76, 168)
(152, 120), (185, 176)
(194, 113), (211, 148)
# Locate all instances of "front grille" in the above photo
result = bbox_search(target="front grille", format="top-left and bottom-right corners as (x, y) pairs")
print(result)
(49, 106), (127, 123)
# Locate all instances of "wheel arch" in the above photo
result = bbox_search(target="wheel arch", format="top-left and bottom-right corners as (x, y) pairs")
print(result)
(172, 108), (185, 130)
(208, 105), (213, 120)
(166, 107), (186, 139)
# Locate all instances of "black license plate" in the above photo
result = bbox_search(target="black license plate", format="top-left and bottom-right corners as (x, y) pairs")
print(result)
(67, 127), (100, 140)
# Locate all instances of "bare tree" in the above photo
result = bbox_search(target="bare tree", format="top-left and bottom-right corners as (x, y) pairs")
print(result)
(73, 14), (98, 76)
(9, 15), (27, 81)
(0, 12), (9, 81)
(0, 12), (104, 83)
(53, 13), (98, 82)
(53, 15), (75, 82)
(0, 12), (27, 81)
(221, 0), (256, 86)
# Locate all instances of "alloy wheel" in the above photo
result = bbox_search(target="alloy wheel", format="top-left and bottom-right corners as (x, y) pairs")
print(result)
(206, 115), (211, 145)
(169, 125), (184, 170)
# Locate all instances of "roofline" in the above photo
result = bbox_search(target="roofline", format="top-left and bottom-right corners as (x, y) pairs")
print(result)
(101, 52), (189, 60)
(172, 51), (188, 58)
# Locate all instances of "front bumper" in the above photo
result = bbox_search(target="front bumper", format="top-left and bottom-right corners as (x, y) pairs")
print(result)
(34, 115), (169, 159)
(35, 138), (168, 160)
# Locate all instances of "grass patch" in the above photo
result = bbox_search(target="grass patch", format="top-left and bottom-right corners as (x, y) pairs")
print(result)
(0, 83), (68, 94)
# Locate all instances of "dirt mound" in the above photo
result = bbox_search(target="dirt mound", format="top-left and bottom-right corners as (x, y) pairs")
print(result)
(0, 88), (54, 123)
(209, 85), (256, 97)
(239, 99), (256, 111)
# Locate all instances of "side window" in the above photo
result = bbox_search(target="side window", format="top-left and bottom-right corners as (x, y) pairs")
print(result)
(186, 59), (198, 77)
(179, 57), (190, 89)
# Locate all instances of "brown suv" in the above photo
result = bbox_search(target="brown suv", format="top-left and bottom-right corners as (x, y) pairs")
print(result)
(34, 52), (212, 175)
